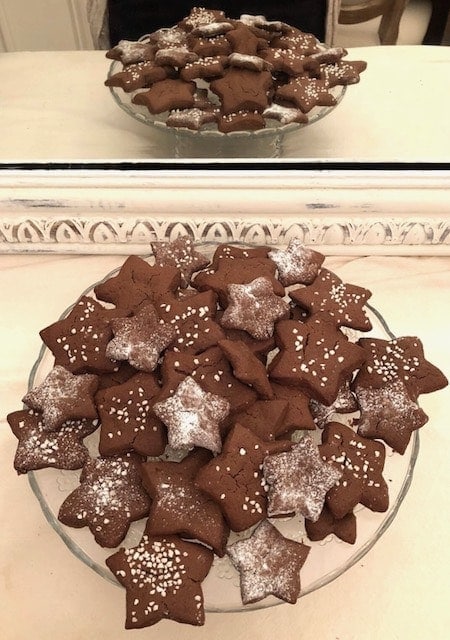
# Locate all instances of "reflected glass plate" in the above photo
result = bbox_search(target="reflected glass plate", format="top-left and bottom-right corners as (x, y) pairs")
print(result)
(27, 245), (418, 612)
(107, 60), (346, 158)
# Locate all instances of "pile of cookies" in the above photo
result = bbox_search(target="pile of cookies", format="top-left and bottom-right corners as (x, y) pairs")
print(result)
(8, 237), (447, 628)
(105, 7), (367, 133)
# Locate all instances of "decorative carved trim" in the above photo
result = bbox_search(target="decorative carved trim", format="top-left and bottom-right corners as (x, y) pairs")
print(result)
(0, 169), (448, 255)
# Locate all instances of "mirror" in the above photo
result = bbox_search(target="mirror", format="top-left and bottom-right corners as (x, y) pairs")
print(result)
(1, 0), (448, 163)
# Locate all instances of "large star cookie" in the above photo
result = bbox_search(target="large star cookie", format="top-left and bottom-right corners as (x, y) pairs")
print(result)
(152, 376), (230, 453)
(94, 255), (180, 313)
(23, 365), (99, 431)
(141, 449), (229, 556)
(269, 318), (366, 405)
(196, 423), (292, 531)
(106, 534), (213, 627)
(40, 295), (128, 374)
(290, 268), (372, 331)
(7, 408), (98, 474)
(58, 454), (150, 547)
(96, 371), (167, 457)
(226, 519), (310, 604)
(263, 435), (342, 521)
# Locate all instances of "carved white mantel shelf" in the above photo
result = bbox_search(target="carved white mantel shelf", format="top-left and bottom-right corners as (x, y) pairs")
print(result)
(0, 168), (448, 255)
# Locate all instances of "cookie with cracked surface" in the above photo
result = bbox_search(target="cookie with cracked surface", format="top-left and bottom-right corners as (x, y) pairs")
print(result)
(226, 519), (310, 604)
(269, 317), (366, 405)
(106, 534), (213, 627)
(96, 371), (166, 457)
(141, 448), (229, 556)
(58, 453), (150, 547)
(195, 423), (292, 531)
(94, 255), (181, 314)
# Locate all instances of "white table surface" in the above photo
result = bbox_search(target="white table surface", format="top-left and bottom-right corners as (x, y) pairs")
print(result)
(1, 252), (449, 639)
(1, 45), (450, 161)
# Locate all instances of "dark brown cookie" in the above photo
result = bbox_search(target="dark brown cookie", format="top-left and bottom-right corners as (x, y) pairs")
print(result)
(151, 236), (210, 287)
(354, 379), (428, 454)
(23, 365), (99, 431)
(132, 79), (196, 114)
(96, 371), (166, 457)
(195, 423), (292, 531)
(40, 295), (128, 375)
(269, 317), (366, 405)
(105, 61), (168, 92)
(226, 519), (310, 604)
(320, 422), (389, 519)
(309, 379), (358, 429)
(106, 39), (156, 65)
(106, 534), (213, 627)
(218, 338), (274, 399)
(210, 68), (273, 115)
(58, 453), (150, 547)
(7, 408), (98, 474)
(270, 382), (317, 431)
(305, 504), (357, 544)
(141, 449), (229, 556)
(263, 435), (342, 521)
(290, 268), (373, 332)
(217, 110), (266, 133)
(275, 76), (336, 113)
(232, 399), (291, 441)
(94, 255), (181, 314)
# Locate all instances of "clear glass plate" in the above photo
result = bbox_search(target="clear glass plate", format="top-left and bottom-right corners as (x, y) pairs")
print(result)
(107, 60), (346, 158)
(27, 245), (418, 612)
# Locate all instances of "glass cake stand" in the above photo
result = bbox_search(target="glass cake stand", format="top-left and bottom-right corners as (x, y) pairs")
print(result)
(107, 61), (346, 159)
(27, 247), (419, 613)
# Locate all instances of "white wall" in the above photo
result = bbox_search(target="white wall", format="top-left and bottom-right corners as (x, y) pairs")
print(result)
(0, 0), (94, 51)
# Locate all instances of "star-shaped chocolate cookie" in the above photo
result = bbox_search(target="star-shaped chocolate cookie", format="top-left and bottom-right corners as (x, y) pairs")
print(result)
(305, 504), (357, 545)
(152, 376), (230, 453)
(40, 295), (128, 374)
(132, 79), (196, 114)
(105, 60), (168, 92)
(218, 338), (274, 399)
(23, 365), (99, 431)
(290, 268), (372, 331)
(94, 255), (181, 314)
(7, 408), (98, 474)
(269, 318), (366, 405)
(320, 59), (367, 87)
(233, 399), (291, 440)
(320, 422), (389, 519)
(275, 76), (336, 113)
(220, 277), (290, 340)
(96, 371), (167, 457)
(354, 379), (428, 454)
(196, 423), (292, 532)
(263, 435), (342, 521)
(353, 336), (448, 397)
(106, 534), (213, 628)
(270, 382), (316, 431)
(210, 68), (272, 115)
(268, 238), (325, 286)
(226, 519), (310, 604)
(141, 449), (229, 556)
(58, 454), (150, 547)
(106, 303), (175, 372)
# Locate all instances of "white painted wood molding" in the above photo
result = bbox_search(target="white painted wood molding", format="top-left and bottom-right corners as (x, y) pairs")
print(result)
(0, 168), (448, 255)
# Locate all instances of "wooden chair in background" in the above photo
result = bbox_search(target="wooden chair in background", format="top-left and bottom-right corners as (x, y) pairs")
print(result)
(338, 0), (408, 44)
